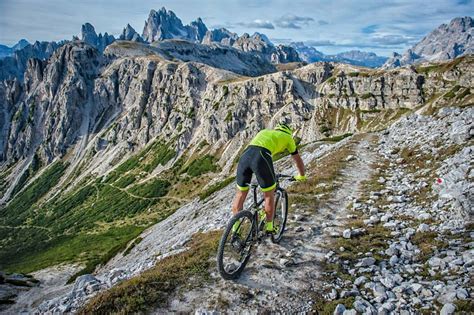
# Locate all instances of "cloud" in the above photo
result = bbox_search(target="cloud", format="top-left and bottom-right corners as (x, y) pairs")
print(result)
(318, 20), (329, 26)
(304, 40), (336, 46)
(275, 14), (314, 29)
(302, 39), (407, 50)
(362, 24), (378, 34)
(371, 34), (415, 45)
(237, 19), (274, 29)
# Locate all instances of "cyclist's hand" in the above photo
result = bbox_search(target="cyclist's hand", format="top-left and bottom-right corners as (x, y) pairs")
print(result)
(294, 174), (307, 182)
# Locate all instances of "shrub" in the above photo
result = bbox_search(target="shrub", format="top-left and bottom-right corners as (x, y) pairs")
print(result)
(129, 179), (171, 198)
(183, 155), (219, 177)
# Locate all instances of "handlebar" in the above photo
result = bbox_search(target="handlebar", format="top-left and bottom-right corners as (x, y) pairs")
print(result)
(276, 174), (295, 182)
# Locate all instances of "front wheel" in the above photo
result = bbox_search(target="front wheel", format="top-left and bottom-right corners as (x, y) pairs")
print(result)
(217, 210), (255, 280)
(271, 189), (288, 243)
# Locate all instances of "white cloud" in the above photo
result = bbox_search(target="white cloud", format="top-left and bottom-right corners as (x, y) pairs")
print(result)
(275, 14), (315, 29)
(237, 19), (275, 29)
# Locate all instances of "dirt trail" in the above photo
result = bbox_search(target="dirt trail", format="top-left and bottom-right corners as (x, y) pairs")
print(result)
(156, 134), (378, 313)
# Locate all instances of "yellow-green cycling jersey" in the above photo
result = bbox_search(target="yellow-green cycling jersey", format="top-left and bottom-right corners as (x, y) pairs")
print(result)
(249, 129), (298, 157)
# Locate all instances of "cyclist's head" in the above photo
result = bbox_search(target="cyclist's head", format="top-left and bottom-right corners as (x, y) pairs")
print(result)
(274, 122), (293, 135)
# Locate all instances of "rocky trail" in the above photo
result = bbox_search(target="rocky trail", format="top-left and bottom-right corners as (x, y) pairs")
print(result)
(155, 135), (379, 313)
(5, 107), (473, 314)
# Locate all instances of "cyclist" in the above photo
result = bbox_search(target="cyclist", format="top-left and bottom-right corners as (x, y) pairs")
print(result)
(231, 123), (306, 235)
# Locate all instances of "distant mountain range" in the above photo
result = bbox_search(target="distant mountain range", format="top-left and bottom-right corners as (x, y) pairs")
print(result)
(0, 9), (472, 83)
(290, 42), (388, 68)
(383, 16), (473, 68)
(0, 39), (30, 58)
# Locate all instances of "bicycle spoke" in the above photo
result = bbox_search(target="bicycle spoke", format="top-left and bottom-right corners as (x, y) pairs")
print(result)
(221, 215), (253, 274)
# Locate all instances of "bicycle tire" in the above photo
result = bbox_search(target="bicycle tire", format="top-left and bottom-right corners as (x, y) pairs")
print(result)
(271, 189), (288, 243)
(217, 210), (255, 280)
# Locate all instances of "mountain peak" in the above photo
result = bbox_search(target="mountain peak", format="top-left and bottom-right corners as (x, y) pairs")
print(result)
(384, 16), (473, 68)
(120, 24), (143, 42)
(142, 8), (208, 43)
(12, 39), (30, 50)
(80, 22), (114, 52)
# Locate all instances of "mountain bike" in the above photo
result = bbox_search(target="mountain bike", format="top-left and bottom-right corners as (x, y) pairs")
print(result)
(217, 174), (293, 280)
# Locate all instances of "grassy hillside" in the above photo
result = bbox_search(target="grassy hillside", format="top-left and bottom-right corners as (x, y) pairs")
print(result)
(0, 139), (222, 280)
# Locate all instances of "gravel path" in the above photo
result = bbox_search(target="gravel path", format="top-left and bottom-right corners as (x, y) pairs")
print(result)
(154, 135), (378, 313)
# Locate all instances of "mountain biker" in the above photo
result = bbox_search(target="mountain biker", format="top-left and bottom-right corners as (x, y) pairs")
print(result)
(231, 123), (306, 234)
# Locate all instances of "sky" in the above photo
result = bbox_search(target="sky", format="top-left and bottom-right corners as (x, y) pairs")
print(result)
(0, 0), (472, 56)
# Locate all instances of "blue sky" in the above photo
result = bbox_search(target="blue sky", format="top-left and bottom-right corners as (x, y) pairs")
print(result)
(0, 0), (472, 56)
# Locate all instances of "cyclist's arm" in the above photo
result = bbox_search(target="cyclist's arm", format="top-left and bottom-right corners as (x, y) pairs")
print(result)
(291, 153), (305, 176)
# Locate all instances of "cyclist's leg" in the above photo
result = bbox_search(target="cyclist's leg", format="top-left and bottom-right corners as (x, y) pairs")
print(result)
(252, 148), (277, 231)
(263, 189), (276, 226)
(232, 190), (249, 215)
(233, 149), (253, 215)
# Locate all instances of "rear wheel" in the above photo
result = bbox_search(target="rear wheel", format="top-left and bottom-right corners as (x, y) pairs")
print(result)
(217, 210), (255, 280)
(271, 190), (288, 243)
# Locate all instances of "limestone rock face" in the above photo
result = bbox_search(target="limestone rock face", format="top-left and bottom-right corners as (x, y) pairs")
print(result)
(119, 24), (144, 42)
(202, 28), (238, 46)
(80, 23), (115, 52)
(383, 16), (473, 68)
(0, 41), (61, 81)
(1, 37), (472, 204)
(3, 42), (102, 164)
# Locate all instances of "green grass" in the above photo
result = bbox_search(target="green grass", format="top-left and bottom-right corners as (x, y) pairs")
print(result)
(225, 110), (232, 122)
(79, 231), (221, 314)
(312, 296), (356, 314)
(0, 142), (178, 273)
(11, 225), (142, 276)
(182, 155), (219, 177)
(360, 92), (373, 100)
(333, 224), (390, 263)
(444, 85), (461, 99)
(456, 87), (471, 100)
(128, 179), (171, 198)
(222, 85), (229, 96)
(10, 153), (43, 197)
(411, 231), (448, 262)
(0, 161), (67, 226)
(320, 133), (353, 142)
(199, 176), (235, 200)
(123, 237), (143, 256)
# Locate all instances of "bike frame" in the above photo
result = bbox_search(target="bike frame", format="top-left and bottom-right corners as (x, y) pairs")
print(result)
(245, 176), (289, 242)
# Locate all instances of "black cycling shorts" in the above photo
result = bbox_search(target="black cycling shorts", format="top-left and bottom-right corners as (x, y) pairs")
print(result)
(236, 145), (276, 192)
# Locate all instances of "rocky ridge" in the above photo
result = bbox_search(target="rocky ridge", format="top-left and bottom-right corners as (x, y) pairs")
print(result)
(0, 39), (30, 58)
(384, 16), (473, 69)
(80, 23), (115, 52)
(1, 44), (472, 203)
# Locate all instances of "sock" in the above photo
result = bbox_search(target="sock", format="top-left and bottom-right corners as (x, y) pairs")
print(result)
(265, 220), (274, 232)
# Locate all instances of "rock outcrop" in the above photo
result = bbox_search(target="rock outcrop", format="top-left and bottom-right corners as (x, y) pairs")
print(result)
(142, 7), (208, 43)
(0, 39), (30, 59)
(81, 23), (115, 52)
(0, 40), (62, 80)
(384, 16), (473, 68)
(119, 24), (143, 42)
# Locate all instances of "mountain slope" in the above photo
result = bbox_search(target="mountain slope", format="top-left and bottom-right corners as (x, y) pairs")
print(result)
(0, 33), (472, 311)
(384, 16), (473, 68)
